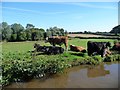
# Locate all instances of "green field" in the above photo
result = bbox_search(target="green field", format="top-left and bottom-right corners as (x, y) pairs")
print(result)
(2, 38), (120, 86)
(2, 38), (115, 53)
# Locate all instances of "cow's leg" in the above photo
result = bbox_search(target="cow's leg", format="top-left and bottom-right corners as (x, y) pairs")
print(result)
(53, 43), (55, 46)
(101, 54), (104, 57)
(88, 51), (92, 56)
(87, 48), (92, 56)
(101, 50), (105, 57)
(64, 43), (68, 51)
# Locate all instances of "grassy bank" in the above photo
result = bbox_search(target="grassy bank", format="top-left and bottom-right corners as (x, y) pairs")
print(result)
(1, 39), (120, 86)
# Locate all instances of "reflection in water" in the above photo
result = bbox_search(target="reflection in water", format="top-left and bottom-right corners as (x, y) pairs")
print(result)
(87, 64), (110, 78)
(6, 62), (119, 88)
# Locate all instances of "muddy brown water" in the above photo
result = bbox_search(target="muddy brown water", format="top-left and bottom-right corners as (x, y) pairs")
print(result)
(6, 62), (119, 88)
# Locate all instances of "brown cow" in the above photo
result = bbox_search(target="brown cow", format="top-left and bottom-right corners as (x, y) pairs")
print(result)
(45, 36), (68, 50)
(70, 44), (86, 53)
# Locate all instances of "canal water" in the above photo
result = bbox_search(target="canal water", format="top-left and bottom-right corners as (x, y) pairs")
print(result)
(6, 62), (119, 88)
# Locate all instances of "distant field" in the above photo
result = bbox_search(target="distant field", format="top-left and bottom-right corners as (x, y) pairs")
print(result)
(68, 34), (109, 37)
(2, 38), (115, 53)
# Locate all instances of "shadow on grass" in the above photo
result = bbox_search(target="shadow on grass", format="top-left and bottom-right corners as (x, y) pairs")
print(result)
(29, 51), (47, 56)
(36, 52), (47, 55)
(70, 52), (86, 57)
(32, 52), (63, 56)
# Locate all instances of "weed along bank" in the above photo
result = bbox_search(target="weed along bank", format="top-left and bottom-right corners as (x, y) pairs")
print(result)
(2, 38), (120, 88)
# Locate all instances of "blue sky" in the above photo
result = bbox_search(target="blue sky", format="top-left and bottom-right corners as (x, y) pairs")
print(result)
(1, 2), (118, 32)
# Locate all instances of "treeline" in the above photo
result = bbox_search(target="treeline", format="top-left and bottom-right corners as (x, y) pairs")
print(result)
(69, 25), (120, 36)
(69, 31), (92, 34)
(69, 31), (120, 36)
(0, 22), (67, 42)
(110, 25), (120, 35)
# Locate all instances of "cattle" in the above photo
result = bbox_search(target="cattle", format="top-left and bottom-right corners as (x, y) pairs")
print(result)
(104, 48), (111, 56)
(34, 43), (64, 55)
(87, 41), (111, 57)
(70, 44), (86, 53)
(111, 42), (120, 51)
(45, 36), (68, 50)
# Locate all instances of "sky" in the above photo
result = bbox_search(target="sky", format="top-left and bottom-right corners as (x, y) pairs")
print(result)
(1, 2), (118, 32)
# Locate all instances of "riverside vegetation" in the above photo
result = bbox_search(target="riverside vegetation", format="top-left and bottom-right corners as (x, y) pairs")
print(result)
(1, 39), (120, 87)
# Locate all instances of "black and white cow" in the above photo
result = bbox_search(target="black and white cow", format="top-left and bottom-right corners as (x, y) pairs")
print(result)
(87, 41), (111, 57)
(34, 43), (64, 55)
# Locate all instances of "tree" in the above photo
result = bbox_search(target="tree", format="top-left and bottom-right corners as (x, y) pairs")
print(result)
(46, 26), (66, 37)
(31, 28), (45, 41)
(65, 30), (68, 36)
(11, 23), (24, 41)
(1, 22), (12, 41)
(0, 22), (67, 42)
(110, 25), (120, 35)
(25, 29), (32, 41)
(46, 29), (52, 37)
(38, 28), (45, 40)
(60, 28), (65, 36)
(26, 24), (35, 29)
(10, 34), (17, 41)
(11, 23), (24, 33)
(18, 31), (27, 41)
(25, 24), (45, 41)
(84, 31), (88, 34)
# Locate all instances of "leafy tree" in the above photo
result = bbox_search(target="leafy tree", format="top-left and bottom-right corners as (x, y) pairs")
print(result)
(38, 28), (45, 40)
(1, 22), (12, 41)
(46, 26), (66, 37)
(26, 24), (35, 29)
(10, 34), (17, 41)
(60, 28), (65, 36)
(25, 29), (32, 41)
(46, 29), (52, 37)
(110, 25), (120, 35)
(25, 24), (45, 41)
(18, 31), (27, 41)
(65, 30), (68, 36)
(0, 23), (2, 41)
(11, 23), (24, 33)
(0, 22), (67, 42)
(84, 31), (88, 34)
(31, 28), (45, 41)
(11, 23), (24, 41)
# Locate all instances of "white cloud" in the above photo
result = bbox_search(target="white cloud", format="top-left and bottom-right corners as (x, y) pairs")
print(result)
(66, 2), (118, 10)
(2, 6), (65, 14)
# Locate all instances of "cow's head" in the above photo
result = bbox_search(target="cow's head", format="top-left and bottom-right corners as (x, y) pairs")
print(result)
(34, 43), (40, 48)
